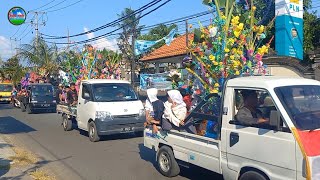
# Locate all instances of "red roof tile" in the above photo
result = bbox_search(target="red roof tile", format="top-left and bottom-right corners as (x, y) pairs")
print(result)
(140, 34), (194, 61)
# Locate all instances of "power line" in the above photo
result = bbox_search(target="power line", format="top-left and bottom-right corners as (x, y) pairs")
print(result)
(41, 0), (163, 39)
(47, 0), (85, 13)
(29, 0), (56, 12)
(41, 0), (69, 11)
(10, 25), (22, 38)
(46, 0), (172, 45)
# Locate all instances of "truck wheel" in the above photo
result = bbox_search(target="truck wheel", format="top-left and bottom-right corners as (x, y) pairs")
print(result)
(88, 121), (100, 142)
(21, 103), (26, 112)
(157, 146), (180, 177)
(27, 105), (33, 114)
(62, 115), (73, 131)
(239, 171), (268, 180)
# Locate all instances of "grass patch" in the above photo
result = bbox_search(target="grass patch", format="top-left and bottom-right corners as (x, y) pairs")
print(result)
(29, 169), (55, 180)
(9, 147), (38, 166)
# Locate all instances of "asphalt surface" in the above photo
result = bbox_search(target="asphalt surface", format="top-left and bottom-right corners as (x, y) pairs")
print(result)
(0, 103), (223, 180)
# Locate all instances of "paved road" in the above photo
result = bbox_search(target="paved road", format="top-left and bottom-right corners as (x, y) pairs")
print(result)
(0, 103), (223, 180)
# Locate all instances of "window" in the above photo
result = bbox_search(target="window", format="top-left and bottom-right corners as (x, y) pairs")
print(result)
(275, 85), (320, 131)
(82, 84), (91, 100)
(91, 83), (138, 102)
(232, 89), (289, 132)
(188, 94), (221, 139)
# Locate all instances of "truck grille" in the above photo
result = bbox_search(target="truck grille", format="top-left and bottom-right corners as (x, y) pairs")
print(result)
(113, 114), (139, 118)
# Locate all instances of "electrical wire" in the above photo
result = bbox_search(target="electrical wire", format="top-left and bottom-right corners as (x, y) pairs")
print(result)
(41, 0), (69, 12)
(47, 0), (85, 13)
(53, 0), (172, 45)
(41, 0), (163, 39)
(29, 0), (56, 12)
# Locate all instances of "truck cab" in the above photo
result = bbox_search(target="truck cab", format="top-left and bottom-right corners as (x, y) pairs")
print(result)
(60, 79), (146, 142)
(0, 83), (13, 103)
(144, 76), (320, 180)
(21, 83), (56, 113)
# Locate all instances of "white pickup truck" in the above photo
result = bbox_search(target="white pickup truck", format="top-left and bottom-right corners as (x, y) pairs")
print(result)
(57, 79), (146, 142)
(144, 76), (320, 180)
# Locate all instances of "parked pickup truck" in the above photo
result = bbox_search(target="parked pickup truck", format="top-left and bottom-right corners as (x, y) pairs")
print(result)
(20, 83), (57, 113)
(57, 79), (146, 142)
(144, 76), (320, 180)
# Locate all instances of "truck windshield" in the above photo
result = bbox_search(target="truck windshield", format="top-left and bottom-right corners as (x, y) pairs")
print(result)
(92, 83), (138, 102)
(32, 85), (54, 96)
(275, 85), (320, 131)
(0, 84), (12, 92)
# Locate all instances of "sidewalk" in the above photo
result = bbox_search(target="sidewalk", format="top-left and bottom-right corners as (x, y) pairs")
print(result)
(0, 134), (56, 180)
(0, 135), (33, 180)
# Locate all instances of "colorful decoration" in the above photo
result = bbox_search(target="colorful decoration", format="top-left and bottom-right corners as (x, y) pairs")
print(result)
(184, 0), (274, 94)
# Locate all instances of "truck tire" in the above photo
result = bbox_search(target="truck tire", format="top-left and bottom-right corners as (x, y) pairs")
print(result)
(88, 121), (100, 142)
(157, 146), (180, 177)
(27, 104), (33, 114)
(21, 103), (26, 112)
(239, 171), (268, 180)
(62, 115), (73, 131)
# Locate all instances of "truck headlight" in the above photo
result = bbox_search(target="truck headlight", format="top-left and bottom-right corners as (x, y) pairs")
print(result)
(31, 100), (38, 103)
(96, 111), (112, 120)
(52, 100), (56, 103)
(139, 109), (145, 117)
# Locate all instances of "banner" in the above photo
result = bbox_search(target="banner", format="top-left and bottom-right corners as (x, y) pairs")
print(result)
(134, 28), (178, 55)
(140, 73), (172, 90)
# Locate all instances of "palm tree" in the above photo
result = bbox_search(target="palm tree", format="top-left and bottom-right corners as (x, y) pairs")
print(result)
(18, 38), (59, 75)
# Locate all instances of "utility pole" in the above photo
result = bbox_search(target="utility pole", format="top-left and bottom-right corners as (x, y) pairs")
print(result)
(186, 19), (189, 49)
(67, 28), (70, 51)
(28, 11), (46, 48)
(131, 32), (136, 86)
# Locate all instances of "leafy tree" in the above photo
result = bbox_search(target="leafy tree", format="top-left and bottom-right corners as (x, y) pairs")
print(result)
(17, 38), (60, 75)
(138, 24), (178, 50)
(0, 56), (25, 84)
(117, 8), (143, 62)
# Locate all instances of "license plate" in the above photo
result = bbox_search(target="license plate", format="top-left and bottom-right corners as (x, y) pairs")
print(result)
(122, 127), (133, 132)
(42, 104), (50, 107)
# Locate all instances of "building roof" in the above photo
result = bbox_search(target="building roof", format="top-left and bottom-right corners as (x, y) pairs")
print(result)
(140, 34), (194, 62)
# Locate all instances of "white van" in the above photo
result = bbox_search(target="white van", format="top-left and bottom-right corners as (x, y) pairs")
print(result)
(58, 79), (146, 142)
(144, 76), (320, 180)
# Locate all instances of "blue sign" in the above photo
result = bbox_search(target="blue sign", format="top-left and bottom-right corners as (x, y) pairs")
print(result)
(275, 0), (303, 60)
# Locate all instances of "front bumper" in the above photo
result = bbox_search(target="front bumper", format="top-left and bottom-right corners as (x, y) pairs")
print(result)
(30, 103), (57, 111)
(0, 97), (11, 102)
(95, 115), (145, 135)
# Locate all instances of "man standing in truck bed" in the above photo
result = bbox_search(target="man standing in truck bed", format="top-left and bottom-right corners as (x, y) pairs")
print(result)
(66, 83), (78, 106)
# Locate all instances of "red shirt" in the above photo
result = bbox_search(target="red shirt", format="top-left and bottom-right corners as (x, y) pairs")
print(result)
(183, 95), (192, 111)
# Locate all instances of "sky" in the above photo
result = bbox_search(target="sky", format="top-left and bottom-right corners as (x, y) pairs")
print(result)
(0, 0), (319, 61)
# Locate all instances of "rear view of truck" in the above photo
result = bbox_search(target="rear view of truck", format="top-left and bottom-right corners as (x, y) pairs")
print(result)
(0, 83), (13, 103)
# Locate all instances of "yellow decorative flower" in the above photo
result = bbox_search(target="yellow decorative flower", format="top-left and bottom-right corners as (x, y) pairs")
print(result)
(219, 62), (223, 65)
(221, 15), (227, 20)
(210, 89), (219, 94)
(231, 16), (240, 26)
(231, 48), (237, 54)
(214, 83), (220, 87)
(209, 54), (215, 61)
(258, 25), (265, 34)
(258, 45), (268, 55)
(230, 55), (235, 60)
(237, 49), (243, 55)
(213, 61), (219, 66)
(235, 71), (240, 75)
(237, 23), (244, 31)
(225, 48), (230, 53)
(234, 31), (241, 38)
(252, 6), (256, 11)
(201, 34), (205, 38)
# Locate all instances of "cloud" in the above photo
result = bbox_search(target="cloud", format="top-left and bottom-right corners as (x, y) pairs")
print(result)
(0, 36), (16, 60)
(83, 27), (118, 52)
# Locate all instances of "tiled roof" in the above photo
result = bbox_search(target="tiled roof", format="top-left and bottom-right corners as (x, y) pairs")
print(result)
(140, 34), (194, 61)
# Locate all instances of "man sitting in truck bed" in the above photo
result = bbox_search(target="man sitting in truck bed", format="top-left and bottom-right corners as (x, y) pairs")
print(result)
(236, 90), (269, 125)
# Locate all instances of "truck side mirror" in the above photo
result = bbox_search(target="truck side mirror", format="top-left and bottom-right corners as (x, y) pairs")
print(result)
(270, 110), (280, 130)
